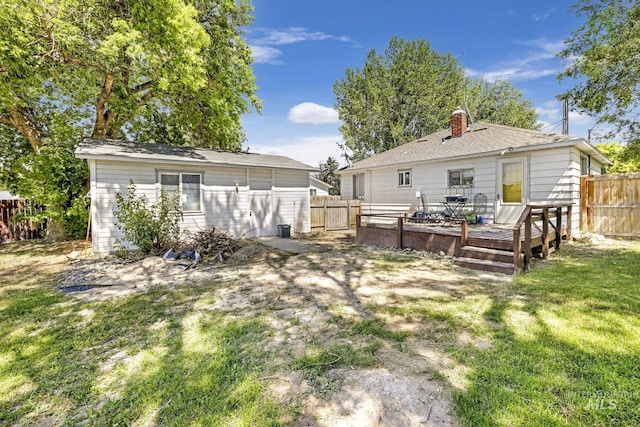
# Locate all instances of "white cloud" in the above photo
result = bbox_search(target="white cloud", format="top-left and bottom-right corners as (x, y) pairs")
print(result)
(536, 120), (553, 131)
(468, 67), (557, 82)
(535, 100), (561, 121)
(254, 27), (353, 46)
(249, 135), (346, 168)
(288, 102), (340, 124)
(568, 110), (593, 126)
(250, 45), (282, 64)
(465, 38), (564, 82)
(532, 9), (554, 21)
(249, 27), (356, 65)
(535, 100), (595, 136)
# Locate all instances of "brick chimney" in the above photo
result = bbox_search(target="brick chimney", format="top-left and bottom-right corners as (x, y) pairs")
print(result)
(451, 108), (467, 137)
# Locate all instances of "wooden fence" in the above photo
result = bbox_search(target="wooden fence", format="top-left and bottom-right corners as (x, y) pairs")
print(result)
(310, 196), (361, 232)
(581, 173), (640, 238)
(0, 199), (45, 242)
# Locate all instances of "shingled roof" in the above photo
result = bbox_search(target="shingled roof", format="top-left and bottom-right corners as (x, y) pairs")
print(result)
(76, 138), (318, 172)
(342, 122), (609, 172)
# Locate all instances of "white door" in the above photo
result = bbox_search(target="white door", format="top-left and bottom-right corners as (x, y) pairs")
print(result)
(496, 157), (528, 224)
(249, 190), (273, 236)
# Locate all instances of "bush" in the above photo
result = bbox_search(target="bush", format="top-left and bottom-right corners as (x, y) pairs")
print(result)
(0, 140), (90, 240)
(113, 181), (182, 256)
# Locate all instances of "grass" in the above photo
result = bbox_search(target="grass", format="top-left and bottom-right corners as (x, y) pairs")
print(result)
(2, 238), (640, 426)
(351, 318), (411, 341)
(292, 341), (382, 395)
(369, 240), (640, 426)
(452, 241), (640, 426)
(0, 241), (286, 426)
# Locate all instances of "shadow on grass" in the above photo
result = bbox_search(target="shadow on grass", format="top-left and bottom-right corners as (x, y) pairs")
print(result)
(0, 285), (285, 425)
(2, 239), (639, 425)
(449, 241), (640, 426)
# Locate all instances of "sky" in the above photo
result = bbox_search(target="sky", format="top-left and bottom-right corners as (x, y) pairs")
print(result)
(241, 0), (599, 168)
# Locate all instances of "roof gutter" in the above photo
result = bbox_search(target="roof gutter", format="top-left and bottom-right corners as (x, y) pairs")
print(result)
(75, 152), (319, 172)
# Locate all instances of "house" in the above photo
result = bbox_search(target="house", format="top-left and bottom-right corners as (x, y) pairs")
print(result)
(340, 110), (610, 229)
(76, 138), (317, 254)
(310, 176), (333, 196)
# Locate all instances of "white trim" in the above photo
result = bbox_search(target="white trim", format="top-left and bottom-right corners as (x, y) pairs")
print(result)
(158, 170), (204, 213)
(397, 169), (412, 187)
(310, 176), (333, 190)
(78, 153), (317, 172)
(90, 159), (99, 254)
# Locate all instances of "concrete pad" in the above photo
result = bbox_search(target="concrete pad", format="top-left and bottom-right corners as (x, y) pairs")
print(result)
(254, 237), (332, 254)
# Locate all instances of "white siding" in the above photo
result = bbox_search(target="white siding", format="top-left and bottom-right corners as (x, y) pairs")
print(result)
(342, 156), (498, 222)
(273, 170), (311, 233)
(91, 160), (310, 253)
(341, 175), (354, 200)
(340, 145), (599, 226)
(93, 161), (157, 253)
(310, 185), (329, 196)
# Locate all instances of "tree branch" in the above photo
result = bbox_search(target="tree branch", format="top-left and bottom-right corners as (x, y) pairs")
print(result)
(129, 80), (154, 94)
(5, 107), (46, 154)
(137, 90), (154, 107)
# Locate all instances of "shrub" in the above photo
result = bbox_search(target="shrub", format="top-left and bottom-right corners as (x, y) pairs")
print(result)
(113, 181), (182, 256)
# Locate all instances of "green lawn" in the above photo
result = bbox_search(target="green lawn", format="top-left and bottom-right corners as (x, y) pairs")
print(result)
(371, 239), (640, 426)
(1, 238), (639, 426)
(0, 242), (286, 426)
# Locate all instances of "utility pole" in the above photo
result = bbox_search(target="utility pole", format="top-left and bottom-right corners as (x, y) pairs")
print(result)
(562, 100), (569, 136)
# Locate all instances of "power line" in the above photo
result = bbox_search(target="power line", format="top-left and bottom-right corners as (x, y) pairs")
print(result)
(539, 119), (563, 132)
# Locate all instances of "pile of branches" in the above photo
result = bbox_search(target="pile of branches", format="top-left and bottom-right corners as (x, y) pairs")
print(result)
(186, 226), (241, 263)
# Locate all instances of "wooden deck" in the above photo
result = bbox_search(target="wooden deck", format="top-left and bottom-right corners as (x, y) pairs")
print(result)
(403, 223), (551, 250)
(356, 202), (573, 274)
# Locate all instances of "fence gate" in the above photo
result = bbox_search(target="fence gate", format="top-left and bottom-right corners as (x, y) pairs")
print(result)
(581, 173), (640, 238)
(310, 196), (361, 232)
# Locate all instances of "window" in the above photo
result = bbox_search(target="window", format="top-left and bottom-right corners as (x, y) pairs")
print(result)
(159, 172), (202, 212)
(310, 188), (317, 196)
(353, 174), (365, 199)
(580, 156), (590, 175)
(501, 161), (522, 203)
(398, 170), (411, 187)
(448, 168), (474, 187)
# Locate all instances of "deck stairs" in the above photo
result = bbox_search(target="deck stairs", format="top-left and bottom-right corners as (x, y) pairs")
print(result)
(454, 242), (517, 275)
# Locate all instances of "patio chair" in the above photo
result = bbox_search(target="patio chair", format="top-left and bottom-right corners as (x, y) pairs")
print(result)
(410, 192), (440, 223)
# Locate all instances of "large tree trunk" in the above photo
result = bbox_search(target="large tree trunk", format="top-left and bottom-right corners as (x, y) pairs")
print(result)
(92, 73), (119, 138)
(3, 107), (47, 154)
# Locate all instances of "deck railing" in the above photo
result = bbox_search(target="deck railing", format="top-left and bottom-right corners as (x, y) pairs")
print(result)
(512, 202), (573, 272)
(357, 203), (573, 274)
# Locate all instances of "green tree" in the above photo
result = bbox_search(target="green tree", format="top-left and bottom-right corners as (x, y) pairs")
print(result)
(595, 142), (640, 172)
(559, 0), (640, 139)
(466, 79), (539, 130)
(0, 0), (260, 238)
(318, 157), (341, 196)
(333, 37), (539, 162)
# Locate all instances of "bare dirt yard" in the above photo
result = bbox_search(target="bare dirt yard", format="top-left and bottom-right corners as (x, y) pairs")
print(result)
(57, 231), (512, 426)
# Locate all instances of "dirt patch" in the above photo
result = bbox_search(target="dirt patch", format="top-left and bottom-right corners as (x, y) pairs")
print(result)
(59, 232), (476, 426)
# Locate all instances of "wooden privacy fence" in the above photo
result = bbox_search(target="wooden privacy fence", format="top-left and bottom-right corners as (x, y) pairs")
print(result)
(581, 173), (640, 238)
(0, 199), (45, 242)
(310, 196), (361, 232)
